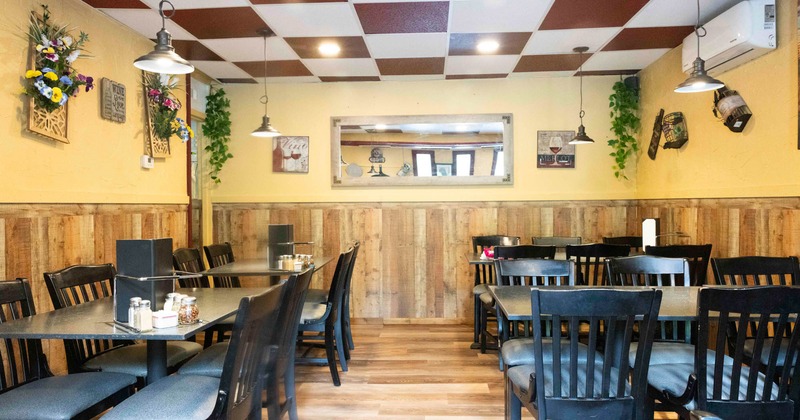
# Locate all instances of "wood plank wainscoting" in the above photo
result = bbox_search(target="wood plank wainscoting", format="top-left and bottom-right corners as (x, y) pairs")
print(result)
(0, 203), (188, 373)
(213, 197), (800, 323)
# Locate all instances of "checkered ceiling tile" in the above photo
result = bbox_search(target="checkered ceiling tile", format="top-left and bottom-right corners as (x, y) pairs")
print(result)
(85, 0), (741, 83)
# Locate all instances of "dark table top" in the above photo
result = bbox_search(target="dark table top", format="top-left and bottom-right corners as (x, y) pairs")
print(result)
(202, 255), (334, 277)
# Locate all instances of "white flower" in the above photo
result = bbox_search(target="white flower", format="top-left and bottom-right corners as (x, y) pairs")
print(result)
(40, 35), (50, 47)
(66, 50), (80, 63)
(39, 86), (53, 98)
(62, 36), (73, 47)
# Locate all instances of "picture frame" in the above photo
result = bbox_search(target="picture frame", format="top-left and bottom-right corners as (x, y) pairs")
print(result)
(435, 163), (452, 176)
(537, 130), (575, 168)
(272, 136), (309, 173)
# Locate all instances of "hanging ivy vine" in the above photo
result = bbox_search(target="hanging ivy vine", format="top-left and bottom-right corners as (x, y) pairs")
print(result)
(202, 88), (232, 184)
(607, 79), (640, 180)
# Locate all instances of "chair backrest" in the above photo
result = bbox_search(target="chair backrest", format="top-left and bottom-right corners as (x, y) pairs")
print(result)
(211, 283), (286, 420)
(172, 247), (211, 288)
(43, 263), (122, 373)
(472, 235), (520, 287)
(494, 245), (556, 260)
(710, 256), (800, 286)
(493, 259), (575, 286)
(603, 236), (642, 252)
(645, 244), (713, 286)
(272, 267), (314, 382)
(203, 242), (241, 288)
(532, 236), (582, 247)
(342, 240), (361, 308)
(605, 255), (691, 287)
(530, 288), (662, 420)
(566, 243), (631, 286)
(0, 278), (51, 392)
(695, 286), (800, 419)
(324, 247), (355, 328)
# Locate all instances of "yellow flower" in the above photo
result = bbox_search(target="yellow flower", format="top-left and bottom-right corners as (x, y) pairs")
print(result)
(25, 69), (42, 78)
(43, 72), (58, 81)
(187, 127), (194, 138)
(51, 87), (63, 103)
(170, 120), (180, 130)
(43, 47), (55, 54)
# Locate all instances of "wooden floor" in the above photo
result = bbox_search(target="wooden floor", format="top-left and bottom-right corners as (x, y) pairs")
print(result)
(290, 323), (677, 420)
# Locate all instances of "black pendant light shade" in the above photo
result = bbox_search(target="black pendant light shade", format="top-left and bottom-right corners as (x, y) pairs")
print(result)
(569, 46), (593, 145)
(252, 29), (281, 138)
(133, 0), (194, 75)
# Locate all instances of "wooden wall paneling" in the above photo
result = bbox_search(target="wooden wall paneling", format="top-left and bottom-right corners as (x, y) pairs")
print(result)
(0, 220), (5, 280)
(426, 208), (445, 318)
(321, 208), (342, 291)
(442, 207), (461, 319)
(413, 209), (427, 318)
(382, 207), (414, 319)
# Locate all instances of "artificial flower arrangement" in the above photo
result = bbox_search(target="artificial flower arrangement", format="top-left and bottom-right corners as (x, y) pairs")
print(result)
(23, 5), (93, 113)
(143, 72), (194, 143)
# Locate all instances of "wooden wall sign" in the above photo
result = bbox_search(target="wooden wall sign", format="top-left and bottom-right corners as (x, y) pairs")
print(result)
(101, 78), (126, 123)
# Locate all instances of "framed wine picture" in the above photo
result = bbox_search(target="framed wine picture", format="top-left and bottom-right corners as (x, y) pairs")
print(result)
(537, 130), (575, 168)
(272, 136), (309, 173)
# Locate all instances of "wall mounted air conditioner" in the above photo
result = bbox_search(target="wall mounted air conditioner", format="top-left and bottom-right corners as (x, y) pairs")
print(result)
(682, 0), (776, 76)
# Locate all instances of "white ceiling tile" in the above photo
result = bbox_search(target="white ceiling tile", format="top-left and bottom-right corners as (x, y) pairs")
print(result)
(523, 28), (621, 55)
(252, 4), (362, 37)
(582, 49), (670, 71)
(99, 9), (195, 40)
(264, 76), (321, 84)
(192, 61), (252, 79)
(507, 71), (575, 78)
(365, 34), (448, 58)
(627, 0), (740, 28)
(450, 0), (554, 33)
(301, 59), (379, 77)
(201, 37), (299, 62)
(139, 0), (251, 9)
(445, 55), (519, 75)
(380, 75), (445, 81)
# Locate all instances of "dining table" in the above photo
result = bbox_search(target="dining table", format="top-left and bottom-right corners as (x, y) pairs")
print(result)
(0, 287), (269, 385)
(202, 254), (334, 278)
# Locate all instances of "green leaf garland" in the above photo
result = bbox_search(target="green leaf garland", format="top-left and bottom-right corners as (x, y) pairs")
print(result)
(202, 89), (232, 184)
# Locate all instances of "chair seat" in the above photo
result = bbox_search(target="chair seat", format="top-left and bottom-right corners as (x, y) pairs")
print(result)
(647, 356), (778, 411)
(744, 338), (790, 366)
(507, 362), (630, 398)
(630, 342), (695, 367)
(501, 338), (594, 367)
(83, 341), (202, 376)
(300, 302), (329, 324)
(479, 291), (494, 306)
(306, 288), (328, 303)
(473, 283), (490, 296)
(0, 372), (136, 420)
(102, 374), (219, 419)
(178, 342), (228, 377)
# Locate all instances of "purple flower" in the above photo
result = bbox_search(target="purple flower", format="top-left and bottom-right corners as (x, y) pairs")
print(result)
(84, 76), (94, 92)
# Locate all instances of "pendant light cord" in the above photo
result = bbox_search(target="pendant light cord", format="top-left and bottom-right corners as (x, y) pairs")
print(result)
(578, 49), (585, 124)
(158, 0), (174, 30)
(262, 35), (269, 115)
(694, 0), (706, 55)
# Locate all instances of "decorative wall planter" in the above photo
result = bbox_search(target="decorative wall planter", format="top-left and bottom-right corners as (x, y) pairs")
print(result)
(28, 97), (68, 143)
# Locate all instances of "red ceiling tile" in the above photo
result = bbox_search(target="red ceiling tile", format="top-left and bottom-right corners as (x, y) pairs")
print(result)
(219, 78), (257, 84)
(356, 2), (449, 34)
(376, 58), (445, 75)
(539, 0), (649, 30)
(320, 76), (381, 82)
(446, 74), (507, 80)
(171, 40), (223, 61)
(513, 53), (590, 72)
(284, 37), (370, 59)
(82, 0), (148, 8)
(235, 60), (313, 78)
(603, 26), (695, 51)
(170, 8), (270, 39)
(448, 33), (532, 56)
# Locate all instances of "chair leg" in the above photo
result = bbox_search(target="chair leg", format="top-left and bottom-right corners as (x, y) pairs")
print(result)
(263, 372), (281, 420)
(324, 325), (341, 386)
(203, 329), (214, 348)
(285, 356), (298, 420)
(505, 378), (522, 420)
(479, 304), (488, 353)
(334, 321), (348, 372)
(473, 295), (481, 345)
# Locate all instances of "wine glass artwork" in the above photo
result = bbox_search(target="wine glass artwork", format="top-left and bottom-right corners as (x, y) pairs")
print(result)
(537, 130), (576, 169)
(549, 136), (563, 166)
(272, 136), (309, 173)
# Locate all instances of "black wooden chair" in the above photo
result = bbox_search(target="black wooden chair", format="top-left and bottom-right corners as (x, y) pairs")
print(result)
(644, 286), (800, 420)
(306, 240), (360, 359)
(478, 245), (557, 353)
(603, 236), (642, 252)
(566, 243), (631, 286)
(506, 288), (663, 420)
(645, 244), (713, 286)
(531, 236), (582, 248)
(43, 264), (202, 385)
(104, 283), (286, 420)
(471, 235), (520, 349)
(297, 246), (355, 386)
(179, 267), (314, 420)
(0, 278), (137, 420)
(203, 242), (241, 288)
(172, 247), (211, 288)
(494, 259), (576, 371)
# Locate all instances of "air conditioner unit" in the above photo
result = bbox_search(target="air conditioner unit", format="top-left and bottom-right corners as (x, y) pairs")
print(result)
(682, 0), (776, 76)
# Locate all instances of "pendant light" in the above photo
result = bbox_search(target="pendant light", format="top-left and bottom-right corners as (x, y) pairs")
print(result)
(133, 0), (194, 75)
(251, 29), (281, 138)
(674, 0), (724, 93)
(569, 46), (593, 145)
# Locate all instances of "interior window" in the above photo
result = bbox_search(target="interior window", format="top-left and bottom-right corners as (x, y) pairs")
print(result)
(492, 149), (504, 176)
(412, 150), (435, 176)
(453, 151), (475, 176)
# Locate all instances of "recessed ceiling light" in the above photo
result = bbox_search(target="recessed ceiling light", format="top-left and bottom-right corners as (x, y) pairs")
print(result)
(319, 42), (341, 56)
(476, 40), (499, 54)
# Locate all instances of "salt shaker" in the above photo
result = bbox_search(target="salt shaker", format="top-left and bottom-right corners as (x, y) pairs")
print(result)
(139, 300), (153, 331)
(128, 297), (142, 328)
(178, 296), (199, 324)
(164, 292), (178, 311)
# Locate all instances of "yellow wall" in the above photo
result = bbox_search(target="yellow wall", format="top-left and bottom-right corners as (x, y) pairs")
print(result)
(635, 0), (798, 199)
(217, 76), (636, 203)
(0, 0), (187, 204)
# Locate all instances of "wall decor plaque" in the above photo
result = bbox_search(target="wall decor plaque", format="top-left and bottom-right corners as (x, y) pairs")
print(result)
(537, 130), (575, 168)
(101, 78), (126, 123)
(273, 136), (309, 173)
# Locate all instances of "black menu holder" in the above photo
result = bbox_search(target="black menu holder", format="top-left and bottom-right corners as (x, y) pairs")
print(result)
(114, 238), (174, 323)
(268, 224), (294, 269)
